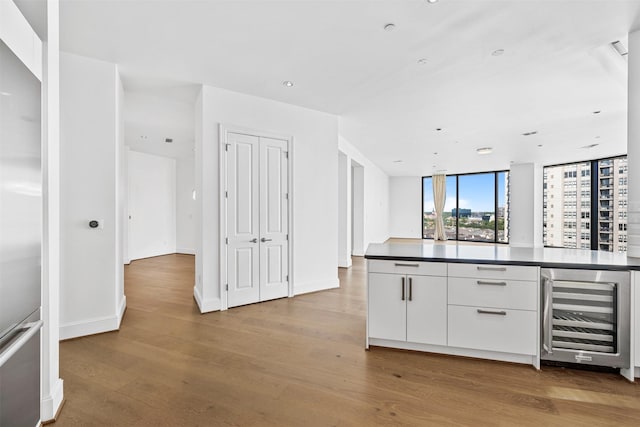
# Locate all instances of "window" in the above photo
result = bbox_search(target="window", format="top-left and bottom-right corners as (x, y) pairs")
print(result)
(422, 176), (456, 240)
(543, 156), (627, 253)
(422, 171), (508, 243)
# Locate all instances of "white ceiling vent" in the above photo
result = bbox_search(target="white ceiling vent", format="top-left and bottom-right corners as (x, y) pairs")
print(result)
(611, 40), (628, 60)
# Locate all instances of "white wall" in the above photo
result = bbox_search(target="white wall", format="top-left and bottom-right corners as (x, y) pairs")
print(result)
(176, 156), (196, 254)
(194, 85), (339, 312)
(59, 51), (125, 339)
(338, 135), (390, 254)
(509, 162), (544, 248)
(389, 177), (422, 238)
(337, 151), (351, 267)
(128, 150), (177, 260)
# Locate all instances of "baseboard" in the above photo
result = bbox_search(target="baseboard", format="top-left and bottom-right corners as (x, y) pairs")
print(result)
(294, 278), (340, 296)
(41, 378), (64, 423)
(116, 296), (127, 328)
(193, 286), (221, 313)
(176, 247), (196, 255)
(338, 257), (352, 268)
(59, 312), (121, 340)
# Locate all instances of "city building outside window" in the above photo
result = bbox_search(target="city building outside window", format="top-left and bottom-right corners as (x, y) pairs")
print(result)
(543, 156), (627, 253)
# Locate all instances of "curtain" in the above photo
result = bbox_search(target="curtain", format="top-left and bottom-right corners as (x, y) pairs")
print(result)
(432, 174), (447, 241)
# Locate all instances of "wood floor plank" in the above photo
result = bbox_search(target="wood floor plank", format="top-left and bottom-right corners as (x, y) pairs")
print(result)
(54, 254), (640, 426)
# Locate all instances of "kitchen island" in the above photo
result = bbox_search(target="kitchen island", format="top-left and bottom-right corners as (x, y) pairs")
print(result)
(364, 241), (640, 379)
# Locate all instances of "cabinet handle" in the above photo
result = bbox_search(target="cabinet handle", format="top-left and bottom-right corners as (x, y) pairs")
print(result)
(395, 263), (419, 267)
(408, 277), (413, 301)
(477, 309), (507, 316)
(477, 266), (507, 272)
(401, 277), (405, 301)
(476, 280), (507, 286)
(261, 238), (272, 242)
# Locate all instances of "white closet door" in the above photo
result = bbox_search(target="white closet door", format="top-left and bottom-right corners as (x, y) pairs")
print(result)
(259, 137), (289, 301)
(227, 133), (260, 308)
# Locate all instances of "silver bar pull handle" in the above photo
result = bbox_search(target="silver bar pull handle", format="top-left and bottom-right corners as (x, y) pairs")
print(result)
(477, 309), (507, 316)
(408, 277), (413, 301)
(477, 280), (507, 286)
(543, 277), (553, 354)
(401, 277), (405, 301)
(395, 263), (419, 267)
(477, 266), (507, 272)
(0, 320), (43, 368)
(260, 237), (272, 242)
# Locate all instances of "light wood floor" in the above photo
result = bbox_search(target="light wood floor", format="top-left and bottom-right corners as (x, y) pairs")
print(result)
(55, 254), (640, 426)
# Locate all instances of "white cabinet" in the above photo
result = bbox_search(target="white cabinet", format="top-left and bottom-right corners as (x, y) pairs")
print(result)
(447, 305), (537, 355)
(447, 263), (538, 358)
(406, 275), (447, 345)
(367, 259), (539, 367)
(368, 264), (447, 346)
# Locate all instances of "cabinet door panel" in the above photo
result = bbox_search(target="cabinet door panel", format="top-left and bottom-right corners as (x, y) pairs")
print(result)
(406, 276), (447, 346)
(448, 305), (537, 355)
(368, 273), (406, 341)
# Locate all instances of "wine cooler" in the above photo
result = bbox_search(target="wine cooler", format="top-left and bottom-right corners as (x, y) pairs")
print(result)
(541, 268), (630, 368)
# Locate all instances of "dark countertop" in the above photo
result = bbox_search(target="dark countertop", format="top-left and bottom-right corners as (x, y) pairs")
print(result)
(365, 242), (640, 271)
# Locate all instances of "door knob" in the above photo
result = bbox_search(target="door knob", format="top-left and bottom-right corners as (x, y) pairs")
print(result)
(261, 238), (272, 242)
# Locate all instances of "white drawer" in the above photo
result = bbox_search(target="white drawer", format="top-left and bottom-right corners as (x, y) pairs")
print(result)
(447, 263), (537, 281)
(448, 277), (537, 311)
(448, 305), (537, 355)
(368, 259), (447, 276)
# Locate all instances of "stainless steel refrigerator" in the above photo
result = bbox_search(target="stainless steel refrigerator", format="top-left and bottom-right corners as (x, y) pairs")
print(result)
(0, 39), (43, 427)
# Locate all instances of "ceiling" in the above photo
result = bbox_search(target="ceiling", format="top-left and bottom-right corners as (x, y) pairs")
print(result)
(58, 0), (640, 176)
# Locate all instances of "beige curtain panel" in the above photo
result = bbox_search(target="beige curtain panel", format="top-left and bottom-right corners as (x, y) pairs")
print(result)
(432, 174), (447, 240)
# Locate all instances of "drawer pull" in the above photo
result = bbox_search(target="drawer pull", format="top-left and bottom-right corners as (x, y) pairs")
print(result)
(477, 266), (507, 272)
(395, 263), (420, 267)
(477, 309), (507, 316)
(401, 277), (405, 301)
(477, 280), (507, 286)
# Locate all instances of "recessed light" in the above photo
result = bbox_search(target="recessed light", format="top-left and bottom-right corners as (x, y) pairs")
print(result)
(593, 110), (601, 114)
(522, 131), (538, 136)
(595, 136), (601, 139)
(581, 143), (599, 149)
(393, 160), (403, 163)
(491, 49), (505, 56)
(537, 144), (543, 148)
(384, 23), (396, 31)
(476, 147), (493, 155)
(165, 138), (173, 143)
(436, 128), (442, 131)
(433, 152), (438, 155)
(426, 0), (439, 3)
(417, 58), (428, 65)
(282, 81), (294, 87)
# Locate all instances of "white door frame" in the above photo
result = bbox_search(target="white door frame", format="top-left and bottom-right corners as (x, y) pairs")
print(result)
(219, 124), (294, 311)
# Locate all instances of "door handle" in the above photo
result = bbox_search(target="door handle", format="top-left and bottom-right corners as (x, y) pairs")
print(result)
(260, 238), (272, 242)
(401, 277), (405, 301)
(0, 320), (43, 368)
(543, 277), (553, 354)
(249, 238), (258, 243)
(408, 277), (413, 301)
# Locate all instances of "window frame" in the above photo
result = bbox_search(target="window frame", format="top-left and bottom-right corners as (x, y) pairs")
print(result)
(542, 155), (627, 252)
(421, 169), (509, 244)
